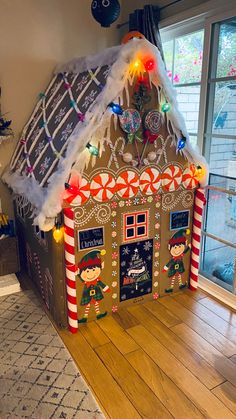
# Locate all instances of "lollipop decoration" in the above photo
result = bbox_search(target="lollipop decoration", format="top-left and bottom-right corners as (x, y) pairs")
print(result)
(119, 109), (142, 144)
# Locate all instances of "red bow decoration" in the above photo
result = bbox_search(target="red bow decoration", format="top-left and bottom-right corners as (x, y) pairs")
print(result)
(143, 130), (158, 144)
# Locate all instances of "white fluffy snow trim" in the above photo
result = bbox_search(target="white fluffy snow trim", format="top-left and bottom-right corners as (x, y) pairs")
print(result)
(5, 38), (208, 231)
(55, 45), (122, 74)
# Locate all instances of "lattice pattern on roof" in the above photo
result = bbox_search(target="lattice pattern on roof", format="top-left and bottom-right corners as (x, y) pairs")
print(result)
(10, 66), (110, 187)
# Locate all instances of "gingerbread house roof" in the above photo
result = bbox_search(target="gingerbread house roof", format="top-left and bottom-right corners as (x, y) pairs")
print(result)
(4, 38), (208, 231)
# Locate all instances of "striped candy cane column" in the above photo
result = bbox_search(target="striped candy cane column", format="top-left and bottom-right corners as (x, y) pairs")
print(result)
(63, 207), (78, 333)
(190, 188), (206, 290)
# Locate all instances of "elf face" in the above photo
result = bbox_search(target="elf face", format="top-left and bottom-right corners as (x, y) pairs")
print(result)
(169, 243), (185, 257)
(80, 266), (101, 282)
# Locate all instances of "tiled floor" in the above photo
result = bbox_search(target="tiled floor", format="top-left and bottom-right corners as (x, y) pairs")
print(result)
(0, 290), (104, 418)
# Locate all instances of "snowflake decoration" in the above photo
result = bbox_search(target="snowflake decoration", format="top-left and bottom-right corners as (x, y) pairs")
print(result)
(154, 261), (159, 267)
(112, 271), (117, 277)
(49, 82), (60, 97)
(118, 201), (125, 207)
(31, 126), (40, 142)
(111, 211), (117, 217)
(122, 246), (130, 255)
(112, 231), (117, 238)
(140, 288), (144, 293)
(112, 252), (118, 259)
(141, 197), (147, 204)
(112, 242), (117, 249)
(154, 271), (159, 277)
(112, 281), (117, 288)
(133, 198), (139, 205)
(126, 199), (132, 206)
(153, 281), (158, 288)
(155, 223), (160, 230)
(155, 242), (160, 250)
(82, 90), (97, 109)
(155, 234), (160, 240)
(153, 292), (159, 300)
(112, 293), (117, 299)
(155, 194), (161, 202)
(111, 221), (117, 228)
(121, 261), (126, 267)
(156, 202), (161, 208)
(121, 294), (126, 301)
(39, 157), (51, 175)
(110, 202), (117, 209)
(51, 94), (62, 109)
(147, 255), (152, 261)
(54, 107), (66, 124)
(155, 213), (160, 219)
(147, 196), (153, 203)
(155, 251), (159, 257)
(76, 75), (89, 92)
(143, 241), (152, 251)
(61, 123), (74, 142)
(103, 67), (110, 79)
(112, 261), (117, 267)
(34, 141), (45, 158)
(112, 305), (118, 313)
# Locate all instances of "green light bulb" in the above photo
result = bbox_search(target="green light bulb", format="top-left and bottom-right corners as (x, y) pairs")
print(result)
(161, 102), (171, 113)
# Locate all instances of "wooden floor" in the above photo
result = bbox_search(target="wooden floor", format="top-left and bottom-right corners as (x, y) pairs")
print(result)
(57, 289), (236, 418)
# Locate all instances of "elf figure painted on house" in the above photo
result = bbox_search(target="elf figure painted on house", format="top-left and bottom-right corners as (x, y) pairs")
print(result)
(162, 229), (191, 293)
(77, 249), (110, 323)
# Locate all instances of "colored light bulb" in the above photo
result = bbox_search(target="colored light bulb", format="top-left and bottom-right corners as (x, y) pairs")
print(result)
(177, 137), (187, 150)
(144, 59), (155, 71)
(161, 102), (171, 112)
(53, 223), (63, 243)
(109, 102), (123, 115)
(86, 143), (99, 156)
(196, 165), (203, 178)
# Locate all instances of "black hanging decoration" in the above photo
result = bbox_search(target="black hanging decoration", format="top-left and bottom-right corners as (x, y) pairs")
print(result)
(91, 0), (120, 27)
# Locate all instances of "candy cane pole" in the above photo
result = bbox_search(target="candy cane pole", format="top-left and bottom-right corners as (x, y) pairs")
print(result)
(190, 188), (206, 290)
(63, 207), (78, 333)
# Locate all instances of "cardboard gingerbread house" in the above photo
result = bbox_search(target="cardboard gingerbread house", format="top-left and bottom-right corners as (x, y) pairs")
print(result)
(4, 38), (208, 332)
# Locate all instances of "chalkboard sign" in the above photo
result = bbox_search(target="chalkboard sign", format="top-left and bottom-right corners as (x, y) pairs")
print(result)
(170, 210), (189, 231)
(78, 227), (104, 251)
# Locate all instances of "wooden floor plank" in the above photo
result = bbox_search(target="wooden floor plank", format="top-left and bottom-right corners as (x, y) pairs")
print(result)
(171, 323), (236, 387)
(212, 381), (236, 414)
(96, 315), (139, 355)
(174, 294), (236, 343)
(95, 342), (172, 419)
(126, 348), (205, 419)
(58, 329), (141, 419)
(112, 307), (140, 330)
(184, 288), (207, 301)
(127, 325), (235, 419)
(127, 304), (225, 389)
(144, 300), (182, 328)
(158, 296), (236, 357)
(198, 296), (236, 327)
(79, 321), (110, 349)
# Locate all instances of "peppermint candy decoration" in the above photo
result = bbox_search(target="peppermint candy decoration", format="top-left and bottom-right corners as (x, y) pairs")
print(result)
(116, 170), (139, 198)
(162, 165), (182, 192)
(144, 110), (162, 134)
(119, 109), (141, 134)
(90, 173), (115, 202)
(140, 168), (161, 195)
(64, 175), (90, 205)
(182, 165), (199, 189)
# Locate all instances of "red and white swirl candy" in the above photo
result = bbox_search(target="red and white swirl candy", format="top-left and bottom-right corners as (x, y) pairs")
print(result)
(64, 175), (90, 205)
(116, 170), (139, 198)
(90, 173), (115, 202)
(162, 165), (182, 192)
(140, 168), (161, 195)
(182, 165), (199, 189)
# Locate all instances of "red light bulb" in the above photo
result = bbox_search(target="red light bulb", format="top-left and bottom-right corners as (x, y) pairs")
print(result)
(144, 59), (155, 71)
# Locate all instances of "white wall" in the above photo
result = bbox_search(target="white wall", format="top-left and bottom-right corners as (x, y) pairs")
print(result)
(0, 0), (122, 214)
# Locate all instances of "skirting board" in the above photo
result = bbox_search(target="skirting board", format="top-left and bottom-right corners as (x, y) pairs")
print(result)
(0, 274), (21, 297)
(198, 274), (236, 310)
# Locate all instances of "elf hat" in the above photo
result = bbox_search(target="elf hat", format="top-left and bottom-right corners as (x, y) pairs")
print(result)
(169, 229), (190, 246)
(78, 249), (106, 271)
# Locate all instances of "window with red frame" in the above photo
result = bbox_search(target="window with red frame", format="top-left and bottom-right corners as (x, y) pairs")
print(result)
(123, 210), (149, 241)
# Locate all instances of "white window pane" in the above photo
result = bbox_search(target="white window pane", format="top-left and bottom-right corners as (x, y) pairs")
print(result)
(174, 30), (204, 84)
(209, 137), (236, 176)
(176, 85), (200, 133)
(216, 18), (236, 78)
(211, 81), (236, 137)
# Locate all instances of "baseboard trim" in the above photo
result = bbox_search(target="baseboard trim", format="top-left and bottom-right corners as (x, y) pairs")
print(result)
(198, 274), (236, 310)
(0, 274), (21, 297)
